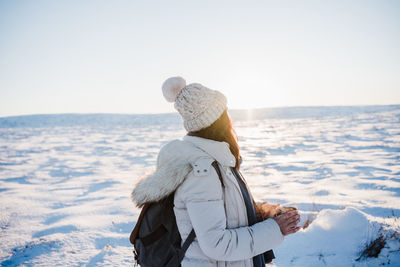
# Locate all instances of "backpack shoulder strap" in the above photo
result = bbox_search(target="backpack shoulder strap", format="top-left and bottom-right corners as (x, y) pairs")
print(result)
(211, 160), (224, 188)
(177, 229), (196, 262)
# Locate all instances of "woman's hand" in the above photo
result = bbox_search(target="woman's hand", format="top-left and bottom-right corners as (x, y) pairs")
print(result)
(273, 210), (301, 236)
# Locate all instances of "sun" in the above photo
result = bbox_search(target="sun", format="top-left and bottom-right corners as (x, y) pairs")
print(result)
(224, 76), (288, 110)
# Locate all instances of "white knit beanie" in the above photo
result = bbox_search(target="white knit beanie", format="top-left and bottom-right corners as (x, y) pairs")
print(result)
(162, 76), (227, 132)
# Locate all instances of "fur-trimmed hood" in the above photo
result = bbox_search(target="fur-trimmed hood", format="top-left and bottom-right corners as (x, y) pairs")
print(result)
(131, 136), (236, 207)
(131, 139), (205, 207)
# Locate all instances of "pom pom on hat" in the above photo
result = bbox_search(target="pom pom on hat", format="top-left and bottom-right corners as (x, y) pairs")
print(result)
(162, 76), (186, 102)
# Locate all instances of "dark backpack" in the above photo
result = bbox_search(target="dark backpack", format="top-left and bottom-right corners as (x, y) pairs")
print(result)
(130, 161), (223, 267)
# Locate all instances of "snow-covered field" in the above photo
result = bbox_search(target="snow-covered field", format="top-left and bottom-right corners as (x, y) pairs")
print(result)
(0, 106), (399, 266)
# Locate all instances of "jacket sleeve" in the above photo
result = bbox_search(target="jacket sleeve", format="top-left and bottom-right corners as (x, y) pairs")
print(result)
(176, 165), (284, 261)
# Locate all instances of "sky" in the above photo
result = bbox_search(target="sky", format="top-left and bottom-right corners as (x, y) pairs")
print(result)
(0, 0), (399, 117)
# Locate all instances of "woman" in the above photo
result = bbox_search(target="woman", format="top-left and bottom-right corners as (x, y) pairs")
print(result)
(132, 77), (301, 266)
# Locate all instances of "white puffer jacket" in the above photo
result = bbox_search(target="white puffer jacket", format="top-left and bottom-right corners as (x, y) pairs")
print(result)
(132, 136), (283, 267)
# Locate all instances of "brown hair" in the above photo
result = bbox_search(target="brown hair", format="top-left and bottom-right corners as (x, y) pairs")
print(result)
(187, 109), (241, 170)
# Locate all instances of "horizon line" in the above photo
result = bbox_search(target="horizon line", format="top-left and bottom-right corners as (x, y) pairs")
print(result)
(1, 103), (399, 119)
